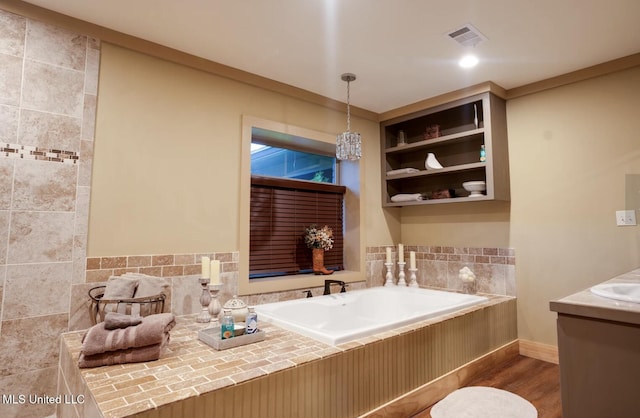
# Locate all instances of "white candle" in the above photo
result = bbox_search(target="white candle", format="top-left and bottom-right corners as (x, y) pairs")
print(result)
(210, 260), (221, 285)
(410, 251), (416, 269)
(201, 256), (210, 278)
(386, 247), (392, 264)
(398, 243), (404, 263)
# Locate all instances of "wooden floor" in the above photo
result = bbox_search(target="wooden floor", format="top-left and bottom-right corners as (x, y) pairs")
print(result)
(411, 355), (562, 418)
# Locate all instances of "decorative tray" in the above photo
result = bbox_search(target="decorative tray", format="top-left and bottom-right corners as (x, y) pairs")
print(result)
(198, 326), (266, 351)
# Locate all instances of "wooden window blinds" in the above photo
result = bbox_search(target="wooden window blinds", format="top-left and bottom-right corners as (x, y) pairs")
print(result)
(250, 175), (346, 278)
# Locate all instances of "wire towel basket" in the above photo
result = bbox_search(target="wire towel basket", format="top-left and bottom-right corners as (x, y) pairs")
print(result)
(88, 286), (166, 325)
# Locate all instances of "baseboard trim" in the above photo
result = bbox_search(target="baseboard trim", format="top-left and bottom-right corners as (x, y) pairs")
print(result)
(518, 339), (559, 364)
(360, 340), (520, 418)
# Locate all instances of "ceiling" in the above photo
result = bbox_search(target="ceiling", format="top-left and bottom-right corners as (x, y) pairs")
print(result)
(21, 0), (640, 113)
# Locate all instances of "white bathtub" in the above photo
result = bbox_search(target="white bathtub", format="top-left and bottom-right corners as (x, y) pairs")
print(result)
(254, 286), (488, 345)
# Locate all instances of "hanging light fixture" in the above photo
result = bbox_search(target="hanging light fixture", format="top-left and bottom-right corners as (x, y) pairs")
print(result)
(336, 73), (361, 160)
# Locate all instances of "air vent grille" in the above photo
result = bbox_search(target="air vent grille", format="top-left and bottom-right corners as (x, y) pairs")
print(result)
(446, 23), (487, 47)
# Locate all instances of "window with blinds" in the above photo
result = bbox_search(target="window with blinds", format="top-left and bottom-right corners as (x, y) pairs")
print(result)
(250, 175), (345, 279)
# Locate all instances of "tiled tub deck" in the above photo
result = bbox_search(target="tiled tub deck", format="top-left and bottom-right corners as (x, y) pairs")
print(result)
(58, 295), (517, 418)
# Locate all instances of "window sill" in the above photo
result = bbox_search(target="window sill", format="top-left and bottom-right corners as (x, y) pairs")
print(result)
(241, 270), (365, 296)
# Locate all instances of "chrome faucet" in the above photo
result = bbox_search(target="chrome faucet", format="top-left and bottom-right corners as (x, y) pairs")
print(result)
(323, 279), (347, 295)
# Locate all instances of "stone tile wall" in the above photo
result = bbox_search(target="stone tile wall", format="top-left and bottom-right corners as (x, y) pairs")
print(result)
(366, 245), (516, 296)
(0, 8), (100, 418)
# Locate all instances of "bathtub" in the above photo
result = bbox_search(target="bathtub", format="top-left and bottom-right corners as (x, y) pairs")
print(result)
(254, 286), (488, 345)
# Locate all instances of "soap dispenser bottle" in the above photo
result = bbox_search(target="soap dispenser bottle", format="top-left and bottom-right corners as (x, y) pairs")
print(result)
(221, 309), (235, 339)
(246, 307), (258, 334)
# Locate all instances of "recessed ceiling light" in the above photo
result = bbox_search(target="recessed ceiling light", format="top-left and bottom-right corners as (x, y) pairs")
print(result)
(459, 54), (479, 68)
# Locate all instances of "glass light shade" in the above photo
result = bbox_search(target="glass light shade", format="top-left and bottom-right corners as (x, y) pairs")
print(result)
(336, 131), (361, 160)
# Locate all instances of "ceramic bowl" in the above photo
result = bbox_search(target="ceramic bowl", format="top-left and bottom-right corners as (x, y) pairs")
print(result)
(462, 181), (486, 197)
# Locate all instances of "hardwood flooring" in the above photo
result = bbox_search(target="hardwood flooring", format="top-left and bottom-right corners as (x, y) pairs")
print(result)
(411, 355), (562, 418)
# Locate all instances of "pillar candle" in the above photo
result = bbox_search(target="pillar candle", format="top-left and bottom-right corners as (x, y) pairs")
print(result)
(410, 251), (416, 269)
(201, 256), (210, 278)
(210, 260), (221, 285)
(398, 243), (404, 263)
(386, 247), (392, 264)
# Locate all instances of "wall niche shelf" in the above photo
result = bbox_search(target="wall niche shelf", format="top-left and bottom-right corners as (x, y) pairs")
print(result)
(381, 91), (510, 207)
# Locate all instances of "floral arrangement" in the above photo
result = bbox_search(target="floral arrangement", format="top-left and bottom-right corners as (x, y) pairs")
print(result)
(304, 224), (334, 250)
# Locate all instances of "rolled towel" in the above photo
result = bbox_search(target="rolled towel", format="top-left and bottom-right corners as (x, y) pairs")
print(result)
(104, 312), (143, 330)
(81, 312), (176, 356)
(390, 193), (424, 202)
(79, 334), (169, 368)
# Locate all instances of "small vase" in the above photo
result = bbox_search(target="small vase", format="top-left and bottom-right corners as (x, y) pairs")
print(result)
(312, 248), (333, 275)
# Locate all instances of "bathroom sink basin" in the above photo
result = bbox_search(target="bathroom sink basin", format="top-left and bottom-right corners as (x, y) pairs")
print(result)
(590, 283), (640, 304)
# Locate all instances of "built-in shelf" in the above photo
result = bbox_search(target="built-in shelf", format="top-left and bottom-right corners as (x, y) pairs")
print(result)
(380, 91), (510, 207)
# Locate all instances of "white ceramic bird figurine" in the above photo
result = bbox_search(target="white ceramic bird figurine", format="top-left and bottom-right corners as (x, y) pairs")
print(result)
(425, 153), (444, 170)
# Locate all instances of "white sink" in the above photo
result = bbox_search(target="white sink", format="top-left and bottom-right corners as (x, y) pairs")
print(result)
(590, 283), (640, 304)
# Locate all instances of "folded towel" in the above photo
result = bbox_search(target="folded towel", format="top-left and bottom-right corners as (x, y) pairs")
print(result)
(81, 312), (176, 356)
(78, 334), (169, 368)
(386, 168), (420, 176)
(104, 312), (143, 330)
(121, 273), (169, 316)
(102, 276), (139, 299)
(390, 193), (424, 202)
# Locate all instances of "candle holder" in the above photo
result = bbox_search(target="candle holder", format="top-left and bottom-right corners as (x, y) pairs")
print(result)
(408, 268), (418, 288)
(196, 277), (211, 323)
(384, 262), (395, 286)
(397, 262), (407, 286)
(208, 284), (222, 323)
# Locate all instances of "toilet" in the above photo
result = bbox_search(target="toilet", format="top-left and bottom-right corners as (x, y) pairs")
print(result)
(431, 386), (538, 418)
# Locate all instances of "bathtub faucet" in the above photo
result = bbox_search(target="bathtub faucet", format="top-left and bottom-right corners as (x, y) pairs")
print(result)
(323, 279), (347, 295)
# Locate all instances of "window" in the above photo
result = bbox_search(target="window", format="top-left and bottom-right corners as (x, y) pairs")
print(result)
(249, 131), (345, 279)
(239, 116), (361, 295)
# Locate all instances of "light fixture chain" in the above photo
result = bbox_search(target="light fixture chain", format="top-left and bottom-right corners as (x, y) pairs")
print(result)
(346, 80), (351, 132)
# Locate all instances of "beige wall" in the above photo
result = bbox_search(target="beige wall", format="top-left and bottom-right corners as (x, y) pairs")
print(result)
(398, 67), (640, 345)
(89, 43), (395, 256)
(509, 67), (640, 344)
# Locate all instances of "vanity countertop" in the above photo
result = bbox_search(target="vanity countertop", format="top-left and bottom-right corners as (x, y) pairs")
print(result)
(550, 268), (640, 325)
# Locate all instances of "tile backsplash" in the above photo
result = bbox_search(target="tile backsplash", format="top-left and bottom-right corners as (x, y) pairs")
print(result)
(366, 245), (516, 296)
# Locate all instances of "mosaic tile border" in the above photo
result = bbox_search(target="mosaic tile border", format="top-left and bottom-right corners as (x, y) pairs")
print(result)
(1, 143), (79, 164)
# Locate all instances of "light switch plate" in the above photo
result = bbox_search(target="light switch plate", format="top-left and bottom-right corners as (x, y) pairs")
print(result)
(616, 210), (637, 226)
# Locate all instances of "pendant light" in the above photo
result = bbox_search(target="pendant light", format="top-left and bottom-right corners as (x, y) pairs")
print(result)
(336, 73), (361, 160)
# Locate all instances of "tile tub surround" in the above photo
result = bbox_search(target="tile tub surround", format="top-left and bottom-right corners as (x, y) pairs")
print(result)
(58, 296), (516, 418)
(367, 246), (516, 296)
(75, 251), (367, 331)
(0, 7), (100, 418)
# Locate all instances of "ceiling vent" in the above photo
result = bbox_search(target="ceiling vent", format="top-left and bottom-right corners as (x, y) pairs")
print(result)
(446, 23), (487, 48)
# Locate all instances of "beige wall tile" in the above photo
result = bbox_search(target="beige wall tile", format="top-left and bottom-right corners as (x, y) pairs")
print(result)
(0, 53), (22, 106)
(25, 20), (86, 71)
(18, 109), (81, 151)
(171, 276), (201, 316)
(82, 94), (97, 140)
(22, 59), (84, 117)
(8, 211), (74, 263)
(72, 234), (88, 283)
(74, 186), (90, 235)
(0, 104), (18, 142)
(69, 282), (98, 331)
(85, 48), (100, 95)
(12, 159), (77, 211)
(0, 9), (26, 57)
(0, 160), (13, 210)
(0, 211), (8, 264)
(0, 366), (57, 418)
(3, 262), (73, 319)
(78, 139), (93, 187)
(0, 313), (68, 376)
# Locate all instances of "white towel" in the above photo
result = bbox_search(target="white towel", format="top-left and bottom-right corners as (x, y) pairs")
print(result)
(390, 193), (423, 202)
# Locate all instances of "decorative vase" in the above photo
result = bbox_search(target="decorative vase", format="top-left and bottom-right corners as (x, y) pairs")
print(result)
(312, 248), (333, 275)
